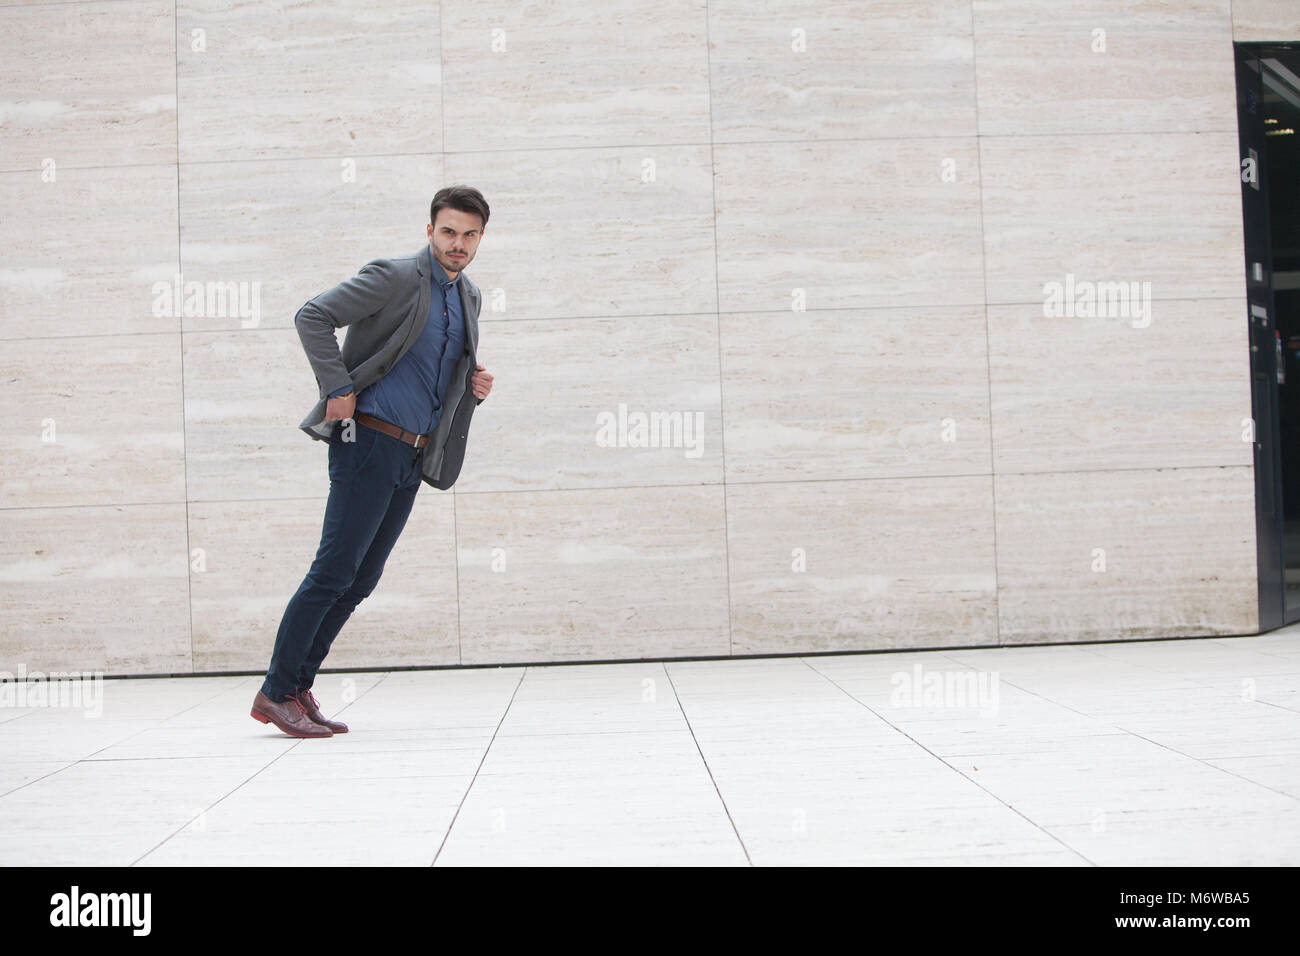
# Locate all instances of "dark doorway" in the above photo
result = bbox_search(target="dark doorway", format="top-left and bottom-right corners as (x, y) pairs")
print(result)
(1236, 42), (1300, 631)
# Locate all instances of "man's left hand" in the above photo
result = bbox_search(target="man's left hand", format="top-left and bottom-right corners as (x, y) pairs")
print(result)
(471, 364), (493, 399)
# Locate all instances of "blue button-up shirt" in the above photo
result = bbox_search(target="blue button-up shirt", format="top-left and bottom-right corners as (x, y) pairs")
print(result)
(332, 248), (465, 436)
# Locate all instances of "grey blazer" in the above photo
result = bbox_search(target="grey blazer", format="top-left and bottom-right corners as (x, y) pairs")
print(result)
(295, 245), (483, 490)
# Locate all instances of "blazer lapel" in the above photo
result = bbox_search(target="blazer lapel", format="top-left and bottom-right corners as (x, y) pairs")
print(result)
(457, 277), (480, 357)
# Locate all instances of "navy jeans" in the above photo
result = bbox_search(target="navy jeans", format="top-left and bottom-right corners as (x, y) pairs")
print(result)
(260, 420), (425, 702)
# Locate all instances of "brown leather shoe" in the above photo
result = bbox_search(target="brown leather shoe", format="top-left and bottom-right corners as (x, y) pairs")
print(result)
(251, 691), (332, 738)
(294, 688), (349, 734)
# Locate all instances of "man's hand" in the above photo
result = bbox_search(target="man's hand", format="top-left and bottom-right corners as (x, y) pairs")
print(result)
(471, 364), (493, 399)
(325, 391), (356, 421)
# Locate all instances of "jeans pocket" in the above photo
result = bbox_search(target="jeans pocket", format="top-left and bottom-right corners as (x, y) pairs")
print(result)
(329, 421), (380, 481)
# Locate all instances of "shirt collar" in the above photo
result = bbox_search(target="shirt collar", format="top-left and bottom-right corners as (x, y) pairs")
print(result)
(427, 246), (459, 289)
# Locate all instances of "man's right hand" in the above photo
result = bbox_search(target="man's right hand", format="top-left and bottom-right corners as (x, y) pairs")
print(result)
(325, 391), (356, 421)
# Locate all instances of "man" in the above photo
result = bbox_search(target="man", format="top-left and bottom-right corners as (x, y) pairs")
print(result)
(250, 185), (494, 738)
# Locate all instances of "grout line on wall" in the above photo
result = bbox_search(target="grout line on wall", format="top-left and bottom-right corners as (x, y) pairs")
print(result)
(702, 1), (736, 657)
(174, 0), (196, 675)
(4, 292), (1249, 347)
(0, 126), (1248, 177)
(0, 459), (1260, 514)
(969, 0), (1002, 648)
(439, 0), (464, 669)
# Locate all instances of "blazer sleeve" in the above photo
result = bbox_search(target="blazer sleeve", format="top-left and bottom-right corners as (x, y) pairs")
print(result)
(295, 258), (397, 400)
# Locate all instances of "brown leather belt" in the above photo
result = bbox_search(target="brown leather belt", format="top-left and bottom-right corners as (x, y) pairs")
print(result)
(353, 412), (430, 448)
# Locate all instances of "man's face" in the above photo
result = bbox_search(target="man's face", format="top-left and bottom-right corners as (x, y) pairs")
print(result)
(427, 208), (484, 276)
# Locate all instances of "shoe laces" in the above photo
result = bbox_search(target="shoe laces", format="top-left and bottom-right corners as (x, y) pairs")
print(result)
(299, 689), (318, 711)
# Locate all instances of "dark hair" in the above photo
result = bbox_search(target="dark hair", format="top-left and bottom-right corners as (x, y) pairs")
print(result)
(430, 185), (490, 231)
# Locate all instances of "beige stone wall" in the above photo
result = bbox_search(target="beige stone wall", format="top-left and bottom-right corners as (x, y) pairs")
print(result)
(3, 0), (1296, 675)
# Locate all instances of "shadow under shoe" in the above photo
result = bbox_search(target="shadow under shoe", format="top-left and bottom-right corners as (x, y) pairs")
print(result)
(250, 690), (333, 738)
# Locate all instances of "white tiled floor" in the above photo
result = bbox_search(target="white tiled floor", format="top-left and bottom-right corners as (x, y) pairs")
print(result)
(2, 629), (1298, 865)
